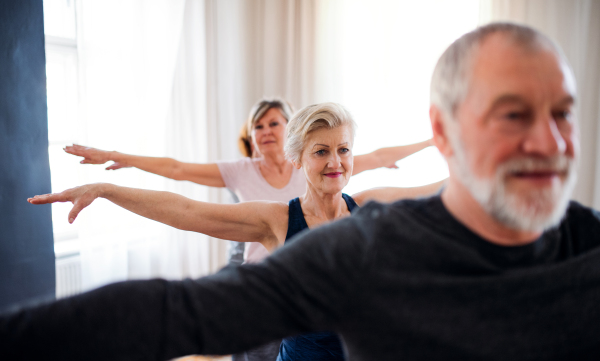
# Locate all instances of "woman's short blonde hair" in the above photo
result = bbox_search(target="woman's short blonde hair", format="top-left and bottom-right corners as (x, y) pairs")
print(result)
(284, 102), (357, 164)
(238, 98), (294, 157)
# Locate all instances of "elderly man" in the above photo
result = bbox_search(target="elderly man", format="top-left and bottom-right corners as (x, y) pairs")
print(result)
(2, 23), (600, 360)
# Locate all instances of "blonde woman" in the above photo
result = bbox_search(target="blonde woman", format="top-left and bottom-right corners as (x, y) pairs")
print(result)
(32, 103), (443, 361)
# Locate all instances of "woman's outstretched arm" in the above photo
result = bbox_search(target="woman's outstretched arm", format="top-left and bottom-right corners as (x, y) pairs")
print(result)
(64, 144), (226, 187)
(28, 184), (286, 250)
(352, 179), (446, 206)
(352, 139), (433, 175)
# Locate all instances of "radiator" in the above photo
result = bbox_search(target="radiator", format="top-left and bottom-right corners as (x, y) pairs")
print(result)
(55, 254), (82, 299)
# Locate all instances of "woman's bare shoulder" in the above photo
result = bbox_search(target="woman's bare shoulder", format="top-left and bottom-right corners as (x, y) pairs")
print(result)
(261, 201), (290, 221)
(255, 201), (289, 251)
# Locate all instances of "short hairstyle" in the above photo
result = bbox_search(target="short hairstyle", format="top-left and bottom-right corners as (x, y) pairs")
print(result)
(238, 97), (294, 157)
(430, 22), (568, 121)
(284, 102), (357, 164)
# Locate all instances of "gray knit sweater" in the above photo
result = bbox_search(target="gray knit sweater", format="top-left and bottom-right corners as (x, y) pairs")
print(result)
(2, 196), (600, 360)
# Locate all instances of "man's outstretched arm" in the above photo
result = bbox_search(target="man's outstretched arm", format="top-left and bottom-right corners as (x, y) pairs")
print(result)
(0, 217), (368, 361)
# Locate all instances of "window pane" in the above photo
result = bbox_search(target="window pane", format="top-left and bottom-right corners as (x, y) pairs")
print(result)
(46, 47), (79, 142)
(46, 47), (80, 242)
(43, 0), (77, 39)
(48, 143), (80, 241)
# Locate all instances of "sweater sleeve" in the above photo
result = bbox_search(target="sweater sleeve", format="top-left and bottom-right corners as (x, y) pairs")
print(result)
(0, 217), (369, 361)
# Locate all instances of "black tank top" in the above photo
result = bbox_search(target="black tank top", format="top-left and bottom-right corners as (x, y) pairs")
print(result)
(277, 194), (359, 361)
(285, 193), (359, 243)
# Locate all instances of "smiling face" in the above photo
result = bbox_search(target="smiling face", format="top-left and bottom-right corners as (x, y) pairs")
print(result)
(295, 125), (354, 195)
(445, 33), (579, 232)
(250, 107), (288, 157)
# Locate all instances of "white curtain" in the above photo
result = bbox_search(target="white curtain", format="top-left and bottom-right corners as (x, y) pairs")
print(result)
(312, 0), (482, 194)
(75, 0), (230, 290)
(163, 0), (228, 279)
(73, 0), (322, 290)
(202, 0), (321, 263)
(479, 0), (600, 209)
(204, 0), (319, 160)
(70, 0), (600, 291)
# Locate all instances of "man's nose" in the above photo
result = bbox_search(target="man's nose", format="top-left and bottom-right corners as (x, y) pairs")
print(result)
(522, 114), (567, 156)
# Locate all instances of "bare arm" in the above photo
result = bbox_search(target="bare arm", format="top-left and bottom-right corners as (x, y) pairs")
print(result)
(64, 144), (226, 187)
(352, 179), (446, 206)
(352, 139), (433, 176)
(28, 183), (287, 251)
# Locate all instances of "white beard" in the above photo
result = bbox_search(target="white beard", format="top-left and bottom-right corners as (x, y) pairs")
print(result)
(449, 133), (577, 233)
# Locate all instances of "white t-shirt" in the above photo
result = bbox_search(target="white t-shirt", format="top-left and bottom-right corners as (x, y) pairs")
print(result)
(217, 158), (306, 263)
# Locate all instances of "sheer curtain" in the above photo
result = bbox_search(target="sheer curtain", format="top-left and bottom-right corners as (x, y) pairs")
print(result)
(204, 0), (319, 158)
(74, 0), (228, 290)
(313, 0), (482, 194)
(163, 0), (228, 279)
(203, 0), (321, 263)
(73, 0), (323, 289)
(479, 0), (600, 209)
(67, 0), (600, 291)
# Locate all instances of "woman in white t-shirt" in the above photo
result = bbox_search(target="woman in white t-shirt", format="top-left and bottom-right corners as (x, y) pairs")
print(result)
(65, 98), (435, 264)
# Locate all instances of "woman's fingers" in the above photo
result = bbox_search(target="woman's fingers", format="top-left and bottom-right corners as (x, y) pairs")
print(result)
(28, 185), (99, 224)
(68, 199), (90, 224)
(64, 144), (108, 164)
(105, 162), (128, 170)
(27, 192), (70, 204)
(64, 144), (85, 156)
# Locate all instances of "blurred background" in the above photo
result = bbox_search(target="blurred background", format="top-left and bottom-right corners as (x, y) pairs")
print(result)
(43, 0), (600, 297)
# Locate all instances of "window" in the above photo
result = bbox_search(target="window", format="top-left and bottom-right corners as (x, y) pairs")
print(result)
(42, 0), (210, 296)
(43, 0), (81, 256)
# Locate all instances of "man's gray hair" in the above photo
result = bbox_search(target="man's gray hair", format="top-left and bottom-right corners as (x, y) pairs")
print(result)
(430, 22), (567, 122)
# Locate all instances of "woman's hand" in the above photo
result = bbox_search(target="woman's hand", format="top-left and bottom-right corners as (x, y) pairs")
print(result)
(64, 144), (130, 170)
(28, 184), (106, 224)
(352, 179), (446, 206)
(65, 144), (226, 186)
(105, 162), (130, 170)
(352, 139), (433, 176)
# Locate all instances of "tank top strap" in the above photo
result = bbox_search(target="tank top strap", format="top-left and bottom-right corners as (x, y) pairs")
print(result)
(342, 193), (359, 213)
(285, 194), (359, 244)
(285, 197), (309, 243)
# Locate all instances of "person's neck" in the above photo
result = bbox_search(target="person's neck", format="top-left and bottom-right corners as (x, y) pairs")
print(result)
(258, 152), (291, 174)
(441, 177), (543, 246)
(300, 188), (347, 222)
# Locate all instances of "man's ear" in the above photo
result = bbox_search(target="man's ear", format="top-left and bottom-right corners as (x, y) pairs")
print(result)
(429, 105), (454, 158)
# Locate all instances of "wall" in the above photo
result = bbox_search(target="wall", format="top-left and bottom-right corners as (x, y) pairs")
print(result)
(0, 0), (55, 312)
